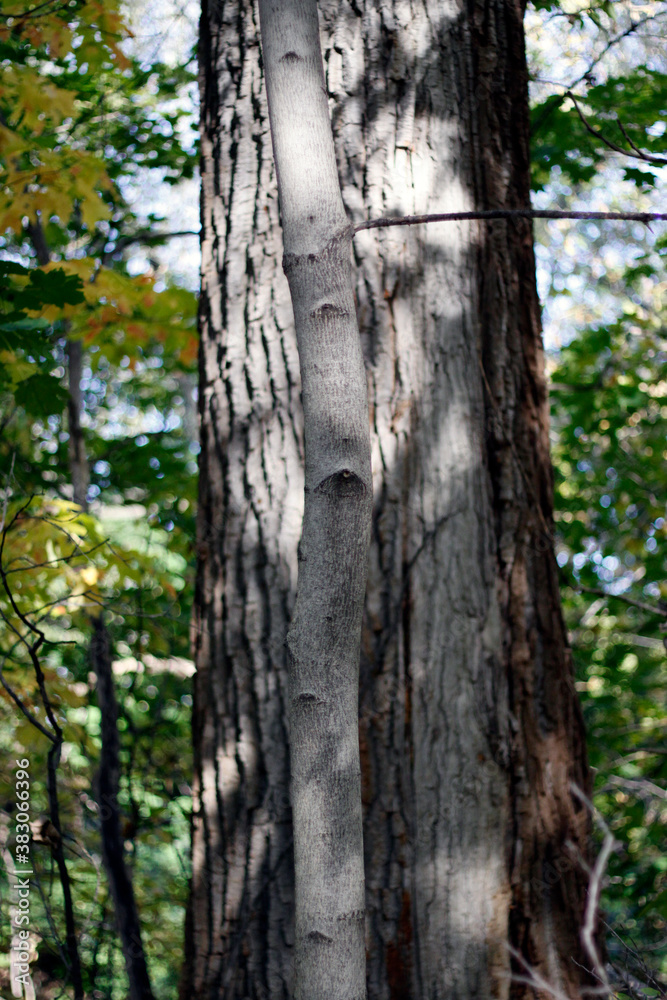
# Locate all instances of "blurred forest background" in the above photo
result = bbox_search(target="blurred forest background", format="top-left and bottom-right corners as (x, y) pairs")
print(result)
(0, 0), (665, 997)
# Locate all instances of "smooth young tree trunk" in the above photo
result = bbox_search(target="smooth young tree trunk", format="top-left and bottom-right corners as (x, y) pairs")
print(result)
(257, 2), (371, 997)
(186, 1), (592, 998)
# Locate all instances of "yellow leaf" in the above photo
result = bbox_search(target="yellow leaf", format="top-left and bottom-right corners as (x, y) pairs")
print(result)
(48, 28), (73, 60)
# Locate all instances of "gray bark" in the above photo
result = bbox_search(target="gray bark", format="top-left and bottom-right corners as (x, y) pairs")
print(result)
(258, 2), (371, 998)
(186, 1), (592, 998)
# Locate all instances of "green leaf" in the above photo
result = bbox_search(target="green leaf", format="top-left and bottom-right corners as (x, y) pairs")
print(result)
(13, 373), (69, 416)
(28, 267), (86, 307)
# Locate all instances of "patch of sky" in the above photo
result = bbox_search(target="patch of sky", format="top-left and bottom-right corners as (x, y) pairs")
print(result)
(117, 0), (200, 290)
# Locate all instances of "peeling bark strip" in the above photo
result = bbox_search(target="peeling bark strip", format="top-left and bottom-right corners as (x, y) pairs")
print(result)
(258, 2), (372, 999)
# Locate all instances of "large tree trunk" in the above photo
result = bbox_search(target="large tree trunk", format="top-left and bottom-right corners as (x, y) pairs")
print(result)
(186, 1), (592, 998)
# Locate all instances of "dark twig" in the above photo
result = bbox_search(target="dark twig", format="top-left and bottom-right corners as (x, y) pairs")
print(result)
(572, 12), (667, 92)
(532, 10), (667, 136)
(4, 538), (107, 575)
(101, 229), (199, 264)
(569, 582), (667, 620)
(616, 116), (665, 164)
(566, 91), (667, 166)
(0, 516), (85, 999)
(0, 659), (56, 741)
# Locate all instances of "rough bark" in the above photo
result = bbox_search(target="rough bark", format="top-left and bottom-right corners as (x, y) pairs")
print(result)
(187, 1), (592, 998)
(257, 1), (371, 997)
(330, 1), (592, 996)
(183, 1), (302, 996)
(91, 619), (155, 1000)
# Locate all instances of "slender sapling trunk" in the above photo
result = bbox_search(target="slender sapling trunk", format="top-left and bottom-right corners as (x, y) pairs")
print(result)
(257, 1), (372, 997)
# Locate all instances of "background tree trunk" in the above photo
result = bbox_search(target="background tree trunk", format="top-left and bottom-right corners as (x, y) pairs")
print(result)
(186, 0), (592, 998)
(27, 218), (89, 510)
(91, 619), (155, 1000)
(65, 338), (89, 510)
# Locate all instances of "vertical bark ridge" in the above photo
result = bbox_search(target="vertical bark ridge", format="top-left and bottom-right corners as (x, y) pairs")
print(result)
(185, 0), (302, 996)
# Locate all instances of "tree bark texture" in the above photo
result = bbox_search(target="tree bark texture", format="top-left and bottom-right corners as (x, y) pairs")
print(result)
(258, 2), (371, 997)
(184, 1), (302, 996)
(187, 1), (592, 998)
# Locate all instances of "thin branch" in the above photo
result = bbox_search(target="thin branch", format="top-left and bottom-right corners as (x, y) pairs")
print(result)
(0, 453), (16, 534)
(574, 11), (667, 90)
(600, 774), (667, 802)
(531, 8), (667, 137)
(4, 538), (108, 575)
(506, 945), (609, 1000)
(0, 664), (56, 742)
(101, 229), (199, 264)
(582, 832), (615, 994)
(616, 116), (666, 164)
(571, 784), (618, 997)
(31, 866), (71, 973)
(0, 0), (71, 21)
(0, 516), (84, 999)
(92, 619), (155, 1000)
(566, 91), (667, 166)
(570, 582), (667, 620)
(353, 209), (667, 233)
(603, 920), (667, 997)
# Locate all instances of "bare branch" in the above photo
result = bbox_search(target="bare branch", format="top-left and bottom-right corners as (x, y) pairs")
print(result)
(0, 453), (16, 534)
(101, 229), (199, 264)
(0, 663), (56, 742)
(354, 208), (667, 234)
(616, 116), (665, 164)
(573, 11), (667, 91)
(570, 784), (619, 996)
(0, 510), (84, 997)
(569, 582), (667, 620)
